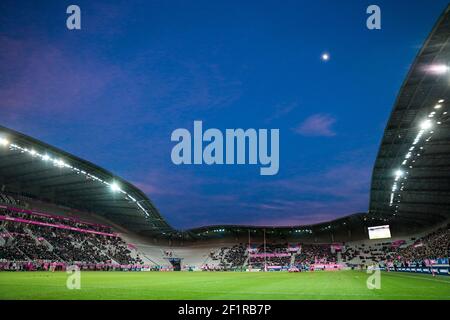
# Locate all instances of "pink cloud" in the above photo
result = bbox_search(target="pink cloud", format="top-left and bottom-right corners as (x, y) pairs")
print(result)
(273, 163), (371, 199)
(293, 113), (336, 137)
(242, 212), (346, 227)
(0, 35), (120, 117)
(266, 101), (298, 122)
(238, 195), (368, 227)
(126, 158), (371, 229)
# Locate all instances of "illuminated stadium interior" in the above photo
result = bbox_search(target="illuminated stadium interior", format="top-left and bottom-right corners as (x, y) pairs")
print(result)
(0, 4), (449, 283)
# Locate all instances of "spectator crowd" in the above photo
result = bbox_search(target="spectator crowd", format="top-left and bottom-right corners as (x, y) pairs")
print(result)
(0, 207), (144, 267)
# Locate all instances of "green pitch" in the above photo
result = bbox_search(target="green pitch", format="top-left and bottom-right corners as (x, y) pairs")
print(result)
(0, 270), (449, 300)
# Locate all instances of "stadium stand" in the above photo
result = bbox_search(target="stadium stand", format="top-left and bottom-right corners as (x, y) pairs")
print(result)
(210, 244), (248, 269)
(193, 224), (449, 271)
(0, 194), (145, 268)
(0, 189), (448, 273)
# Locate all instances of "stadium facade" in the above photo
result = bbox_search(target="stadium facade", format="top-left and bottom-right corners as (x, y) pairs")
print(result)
(0, 5), (449, 245)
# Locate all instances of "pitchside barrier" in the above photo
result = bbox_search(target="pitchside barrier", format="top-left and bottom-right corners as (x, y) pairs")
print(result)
(380, 265), (450, 276)
(245, 263), (344, 272)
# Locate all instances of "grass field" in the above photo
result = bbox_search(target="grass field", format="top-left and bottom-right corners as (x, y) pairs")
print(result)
(0, 270), (449, 300)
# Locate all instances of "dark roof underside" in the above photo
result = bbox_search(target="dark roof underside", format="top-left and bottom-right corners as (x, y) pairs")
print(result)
(369, 6), (450, 229)
(0, 126), (175, 237)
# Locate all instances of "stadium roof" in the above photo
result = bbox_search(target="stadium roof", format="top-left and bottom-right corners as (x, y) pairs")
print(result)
(0, 125), (176, 237)
(369, 5), (450, 228)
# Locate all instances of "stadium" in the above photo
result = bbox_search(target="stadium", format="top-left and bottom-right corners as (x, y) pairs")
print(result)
(0, 4), (450, 301)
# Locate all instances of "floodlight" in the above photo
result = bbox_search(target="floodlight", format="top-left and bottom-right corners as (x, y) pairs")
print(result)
(111, 182), (120, 192)
(420, 120), (432, 130)
(427, 64), (449, 74)
(0, 137), (9, 146)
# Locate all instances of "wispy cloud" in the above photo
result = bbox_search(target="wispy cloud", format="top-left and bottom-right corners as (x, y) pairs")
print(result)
(123, 145), (373, 229)
(293, 113), (336, 137)
(274, 164), (371, 198)
(266, 101), (298, 123)
(0, 35), (125, 126)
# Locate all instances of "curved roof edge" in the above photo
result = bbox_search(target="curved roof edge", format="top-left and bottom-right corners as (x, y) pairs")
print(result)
(369, 4), (450, 227)
(0, 125), (176, 237)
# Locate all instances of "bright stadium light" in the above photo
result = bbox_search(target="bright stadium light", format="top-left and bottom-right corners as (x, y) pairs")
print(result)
(420, 120), (433, 130)
(54, 159), (65, 167)
(111, 182), (121, 192)
(0, 137), (9, 146)
(395, 169), (404, 177)
(321, 53), (330, 61)
(434, 104), (442, 109)
(438, 99), (444, 103)
(5, 138), (151, 218)
(427, 64), (449, 74)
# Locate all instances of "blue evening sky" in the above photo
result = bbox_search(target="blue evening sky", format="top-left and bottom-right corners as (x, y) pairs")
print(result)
(0, 0), (448, 229)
